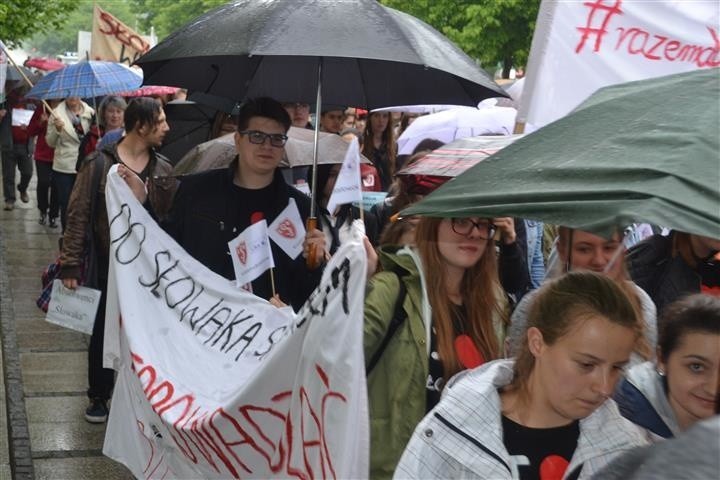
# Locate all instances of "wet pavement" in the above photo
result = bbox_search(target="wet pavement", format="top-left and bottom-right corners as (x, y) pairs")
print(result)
(0, 179), (132, 479)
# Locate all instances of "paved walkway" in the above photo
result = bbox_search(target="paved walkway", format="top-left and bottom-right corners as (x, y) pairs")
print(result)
(0, 179), (131, 480)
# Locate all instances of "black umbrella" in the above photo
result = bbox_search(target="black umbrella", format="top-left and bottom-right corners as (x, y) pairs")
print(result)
(159, 100), (217, 164)
(136, 0), (507, 265)
(135, 0), (505, 108)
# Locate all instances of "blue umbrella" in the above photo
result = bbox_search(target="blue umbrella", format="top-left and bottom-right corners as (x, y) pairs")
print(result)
(26, 61), (142, 100)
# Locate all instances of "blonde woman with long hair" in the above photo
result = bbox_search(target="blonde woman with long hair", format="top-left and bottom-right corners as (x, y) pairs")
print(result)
(364, 216), (508, 478)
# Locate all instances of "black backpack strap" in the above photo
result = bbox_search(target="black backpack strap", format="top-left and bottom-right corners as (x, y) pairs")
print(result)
(366, 271), (408, 375)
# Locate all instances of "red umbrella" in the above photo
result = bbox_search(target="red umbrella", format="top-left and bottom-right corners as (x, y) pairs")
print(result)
(119, 85), (179, 97)
(24, 57), (65, 72)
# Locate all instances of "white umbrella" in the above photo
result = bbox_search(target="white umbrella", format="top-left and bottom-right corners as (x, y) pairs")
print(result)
(397, 103), (517, 155)
(370, 104), (460, 114)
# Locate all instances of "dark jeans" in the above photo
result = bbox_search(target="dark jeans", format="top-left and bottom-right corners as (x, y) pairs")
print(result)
(87, 276), (114, 401)
(2, 143), (33, 202)
(35, 160), (59, 217)
(53, 171), (76, 231)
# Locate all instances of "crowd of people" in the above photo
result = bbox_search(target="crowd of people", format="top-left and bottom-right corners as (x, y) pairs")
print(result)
(1, 82), (718, 479)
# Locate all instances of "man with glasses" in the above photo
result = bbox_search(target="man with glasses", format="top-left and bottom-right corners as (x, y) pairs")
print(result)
(163, 97), (327, 311)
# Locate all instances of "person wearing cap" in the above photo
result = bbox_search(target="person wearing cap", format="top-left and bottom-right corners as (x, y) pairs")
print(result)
(319, 105), (345, 134)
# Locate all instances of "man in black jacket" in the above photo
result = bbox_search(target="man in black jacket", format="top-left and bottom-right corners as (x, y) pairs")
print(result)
(163, 97), (326, 311)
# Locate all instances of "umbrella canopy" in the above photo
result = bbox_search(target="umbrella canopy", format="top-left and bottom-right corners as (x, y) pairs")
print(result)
(158, 100), (218, 164)
(397, 134), (524, 178)
(371, 105), (460, 114)
(25, 61), (142, 100)
(397, 103), (517, 154)
(135, 0), (507, 108)
(24, 57), (65, 72)
(119, 85), (180, 97)
(404, 68), (720, 239)
(6, 64), (40, 84)
(173, 127), (371, 175)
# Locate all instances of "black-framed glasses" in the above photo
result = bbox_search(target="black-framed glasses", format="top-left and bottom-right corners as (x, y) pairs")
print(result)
(239, 130), (288, 147)
(450, 218), (496, 239)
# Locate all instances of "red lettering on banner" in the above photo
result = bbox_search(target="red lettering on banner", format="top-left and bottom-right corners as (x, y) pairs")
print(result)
(99, 12), (150, 52)
(575, 0), (719, 67)
(575, 0), (624, 53)
(130, 352), (348, 479)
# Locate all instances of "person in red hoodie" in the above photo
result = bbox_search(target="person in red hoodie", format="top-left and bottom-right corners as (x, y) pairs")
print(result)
(27, 100), (60, 226)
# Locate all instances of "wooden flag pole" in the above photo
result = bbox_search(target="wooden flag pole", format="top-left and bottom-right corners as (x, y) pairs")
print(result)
(0, 43), (57, 116)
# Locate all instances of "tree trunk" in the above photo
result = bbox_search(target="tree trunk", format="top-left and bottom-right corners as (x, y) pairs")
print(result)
(502, 56), (513, 79)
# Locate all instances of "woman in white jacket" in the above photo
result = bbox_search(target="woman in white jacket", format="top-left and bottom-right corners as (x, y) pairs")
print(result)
(45, 96), (93, 231)
(395, 271), (647, 480)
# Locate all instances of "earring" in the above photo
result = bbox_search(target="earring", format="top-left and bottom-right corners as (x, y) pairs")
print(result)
(656, 369), (665, 377)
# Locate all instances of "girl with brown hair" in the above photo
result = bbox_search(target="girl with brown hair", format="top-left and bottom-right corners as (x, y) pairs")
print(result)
(364, 215), (508, 478)
(362, 111), (397, 191)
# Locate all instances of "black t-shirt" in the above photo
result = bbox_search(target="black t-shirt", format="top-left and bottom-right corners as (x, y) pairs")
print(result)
(502, 415), (580, 480)
(426, 303), (468, 411)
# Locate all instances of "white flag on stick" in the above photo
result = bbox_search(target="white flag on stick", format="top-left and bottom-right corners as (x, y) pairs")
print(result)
(327, 138), (362, 214)
(518, 0), (720, 128)
(268, 198), (306, 259)
(228, 220), (275, 288)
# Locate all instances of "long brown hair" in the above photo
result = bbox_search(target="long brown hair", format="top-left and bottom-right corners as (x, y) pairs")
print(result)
(557, 226), (653, 360)
(362, 112), (397, 176)
(415, 217), (507, 380)
(510, 271), (641, 400)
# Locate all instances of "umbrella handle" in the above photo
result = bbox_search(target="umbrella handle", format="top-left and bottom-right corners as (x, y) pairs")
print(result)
(305, 217), (322, 269)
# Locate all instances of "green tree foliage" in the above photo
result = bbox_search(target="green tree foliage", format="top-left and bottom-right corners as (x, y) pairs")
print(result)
(24, 2), (136, 57)
(381, 0), (539, 77)
(0, 0), (78, 46)
(130, 0), (228, 40)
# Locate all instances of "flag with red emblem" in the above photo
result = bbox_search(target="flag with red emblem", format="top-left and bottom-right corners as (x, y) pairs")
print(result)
(228, 220), (275, 288)
(268, 198), (306, 259)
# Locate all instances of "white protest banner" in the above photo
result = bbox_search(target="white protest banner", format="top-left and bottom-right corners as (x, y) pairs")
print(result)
(268, 198), (306, 260)
(519, 0), (720, 128)
(102, 165), (369, 479)
(327, 138), (362, 214)
(91, 5), (151, 65)
(228, 220), (275, 288)
(45, 280), (101, 335)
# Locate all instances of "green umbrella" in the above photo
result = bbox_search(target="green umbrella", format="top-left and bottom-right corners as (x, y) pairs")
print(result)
(404, 68), (720, 239)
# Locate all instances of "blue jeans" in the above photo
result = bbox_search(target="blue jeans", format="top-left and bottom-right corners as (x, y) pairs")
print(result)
(53, 171), (76, 232)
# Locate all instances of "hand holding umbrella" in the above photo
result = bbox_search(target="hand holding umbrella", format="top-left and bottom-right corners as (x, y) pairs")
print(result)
(303, 227), (328, 269)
